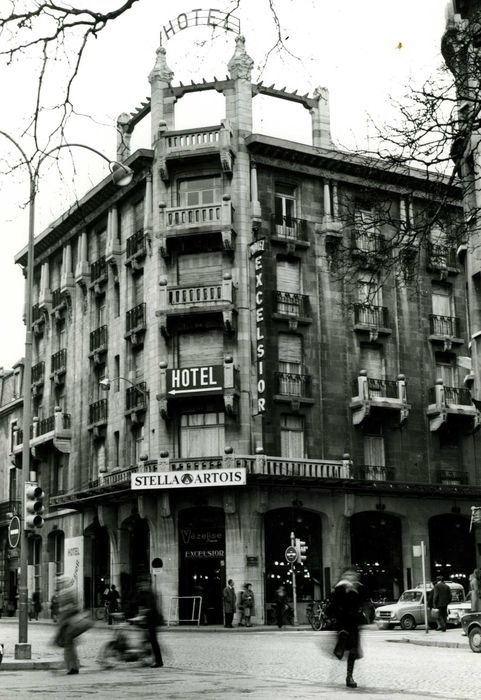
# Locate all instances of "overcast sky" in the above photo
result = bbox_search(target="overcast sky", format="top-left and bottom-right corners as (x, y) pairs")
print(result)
(0, 0), (447, 368)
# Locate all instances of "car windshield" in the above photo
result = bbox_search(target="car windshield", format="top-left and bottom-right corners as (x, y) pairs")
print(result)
(450, 589), (465, 603)
(399, 591), (422, 603)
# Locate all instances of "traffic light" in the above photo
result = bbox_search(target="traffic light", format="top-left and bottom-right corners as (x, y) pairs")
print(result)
(295, 538), (308, 564)
(24, 482), (45, 530)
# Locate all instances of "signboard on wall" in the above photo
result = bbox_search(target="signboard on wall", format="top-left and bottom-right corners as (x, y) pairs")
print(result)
(64, 536), (84, 609)
(132, 468), (246, 490)
(249, 239), (267, 414)
(166, 365), (224, 397)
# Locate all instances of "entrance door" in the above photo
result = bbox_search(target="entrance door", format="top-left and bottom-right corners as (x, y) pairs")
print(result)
(178, 507), (225, 624)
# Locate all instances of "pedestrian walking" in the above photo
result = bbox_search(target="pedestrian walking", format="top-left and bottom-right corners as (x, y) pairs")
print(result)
(238, 583), (255, 627)
(329, 567), (368, 689)
(50, 593), (59, 623)
(223, 579), (236, 628)
(136, 578), (163, 667)
(274, 585), (289, 629)
(107, 584), (120, 625)
(470, 568), (481, 612)
(55, 575), (82, 675)
(32, 590), (42, 620)
(432, 575), (452, 631)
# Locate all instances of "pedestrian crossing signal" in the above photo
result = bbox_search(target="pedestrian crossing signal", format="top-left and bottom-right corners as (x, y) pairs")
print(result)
(24, 482), (45, 530)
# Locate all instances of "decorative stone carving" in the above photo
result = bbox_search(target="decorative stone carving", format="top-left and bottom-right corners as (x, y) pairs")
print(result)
(227, 35), (254, 80)
(148, 46), (174, 85)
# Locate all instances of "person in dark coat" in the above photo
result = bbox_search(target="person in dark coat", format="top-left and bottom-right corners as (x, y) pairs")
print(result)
(238, 583), (255, 627)
(274, 585), (290, 629)
(107, 584), (120, 625)
(432, 576), (452, 631)
(136, 578), (163, 667)
(223, 579), (236, 628)
(330, 567), (368, 689)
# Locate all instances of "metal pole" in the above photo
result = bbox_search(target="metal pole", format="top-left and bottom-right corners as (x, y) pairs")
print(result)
(421, 540), (429, 635)
(290, 531), (298, 626)
(15, 177), (35, 660)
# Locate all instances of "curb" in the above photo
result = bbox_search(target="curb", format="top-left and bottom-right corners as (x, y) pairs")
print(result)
(1, 660), (55, 670)
(386, 637), (469, 650)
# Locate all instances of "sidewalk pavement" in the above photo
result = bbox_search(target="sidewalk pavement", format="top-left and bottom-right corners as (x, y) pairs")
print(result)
(384, 626), (469, 649)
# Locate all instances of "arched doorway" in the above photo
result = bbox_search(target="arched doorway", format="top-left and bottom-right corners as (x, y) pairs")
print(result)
(429, 514), (475, 590)
(178, 507), (225, 624)
(350, 512), (403, 601)
(84, 520), (110, 611)
(264, 508), (322, 622)
(119, 514), (150, 615)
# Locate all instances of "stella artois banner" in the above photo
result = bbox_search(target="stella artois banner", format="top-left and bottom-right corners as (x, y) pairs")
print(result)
(470, 506), (481, 531)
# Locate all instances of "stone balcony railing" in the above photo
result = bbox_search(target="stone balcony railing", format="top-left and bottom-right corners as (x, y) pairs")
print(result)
(14, 408), (71, 454)
(427, 379), (479, 431)
(158, 121), (234, 179)
(350, 371), (410, 425)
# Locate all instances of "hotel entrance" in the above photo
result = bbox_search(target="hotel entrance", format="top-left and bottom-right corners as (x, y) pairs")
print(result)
(178, 507), (226, 624)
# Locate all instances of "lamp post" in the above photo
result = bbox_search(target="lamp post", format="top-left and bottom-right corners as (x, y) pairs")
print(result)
(0, 131), (134, 660)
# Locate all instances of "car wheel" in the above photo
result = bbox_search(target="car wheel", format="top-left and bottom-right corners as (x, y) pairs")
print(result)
(468, 627), (481, 653)
(400, 615), (416, 631)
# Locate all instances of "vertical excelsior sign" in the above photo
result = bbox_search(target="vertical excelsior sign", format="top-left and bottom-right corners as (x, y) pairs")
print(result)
(250, 239), (266, 414)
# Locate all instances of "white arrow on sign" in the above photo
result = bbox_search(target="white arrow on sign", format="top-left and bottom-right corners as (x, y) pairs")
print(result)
(168, 386), (221, 396)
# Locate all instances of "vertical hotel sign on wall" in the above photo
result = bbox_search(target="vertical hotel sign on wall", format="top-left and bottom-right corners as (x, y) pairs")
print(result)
(250, 239), (267, 414)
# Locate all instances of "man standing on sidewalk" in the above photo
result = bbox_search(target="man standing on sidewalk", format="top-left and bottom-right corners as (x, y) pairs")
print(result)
(432, 576), (452, 631)
(223, 579), (236, 628)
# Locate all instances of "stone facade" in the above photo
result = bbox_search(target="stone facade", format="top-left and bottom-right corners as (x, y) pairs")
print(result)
(5, 35), (481, 624)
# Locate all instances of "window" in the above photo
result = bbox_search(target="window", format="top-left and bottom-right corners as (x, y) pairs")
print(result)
(178, 177), (221, 207)
(180, 412), (225, 457)
(357, 278), (381, 306)
(278, 334), (303, 395)
(13, 369), (21, 398)
(130, 347), (144, 380)
(131, 425), (144, 464)
(8, 466), (17, 502)
(57, 326), (66, 351)
(114, 355), (120, 392)
(280, 415), (305, 458)
(429, 225), (449, 266)
(134, 200), (144, 232)
(360, 344), (385, 379)
(94, 439), (106, 474)
(114, 281), (120, 317)
(354, 207), (380, 249)
(114, 431), (120, 467)
(132, 273), (144, 307)
(94, 364), (106, 401)
(431, 285), (454, 335)
(435, 355), (456, 387)
(277, 258), (301, 314)
(364, 434), (385, 481)
(177, 330), (223, 367)
(275, 184), (297, 237)
(9, 421), (17, 453)
(96, 228), (107, 257)
(177, 251), (222, 286)
(53, 453), (65, 494)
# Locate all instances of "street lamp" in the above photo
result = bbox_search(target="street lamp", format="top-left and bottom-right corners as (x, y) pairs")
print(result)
(0, 131), (134, 660)
(99, 376), (149, 396)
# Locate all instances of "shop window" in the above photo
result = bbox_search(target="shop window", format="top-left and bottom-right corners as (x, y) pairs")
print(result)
(180, 412), (225, 458)
(280, 415), (305, 458)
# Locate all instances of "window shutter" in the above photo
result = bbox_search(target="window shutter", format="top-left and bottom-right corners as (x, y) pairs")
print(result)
(277, 260), (300, 293)
(278, 334), (302, 364)
(280, 415), (305, 458)
(177, 251), (222, 286)
(360, 345), (384, 378)
(363, 436), (385, 466)
(178, 330), (224, 367)
(180, 412), (225, 457)
(432, 287), (452, 317)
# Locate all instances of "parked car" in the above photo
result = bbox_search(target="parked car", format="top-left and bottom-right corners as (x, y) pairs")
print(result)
(375, 582), (465, 631)
(447, 591), (472, 627)
(461, 612), (481, 652)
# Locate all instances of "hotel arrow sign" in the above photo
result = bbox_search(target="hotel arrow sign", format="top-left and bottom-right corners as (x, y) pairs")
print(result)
(8, 515), (21, 549)
(166, 365), (224, 398)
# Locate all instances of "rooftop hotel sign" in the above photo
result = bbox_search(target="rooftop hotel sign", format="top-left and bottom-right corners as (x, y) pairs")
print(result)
(160, 9), (240, 44)
(132, 468), (246, 490)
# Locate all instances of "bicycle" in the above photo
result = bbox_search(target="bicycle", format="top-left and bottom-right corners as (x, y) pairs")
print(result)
(306, 600), (332, 631)
(97, 614), (152, 668)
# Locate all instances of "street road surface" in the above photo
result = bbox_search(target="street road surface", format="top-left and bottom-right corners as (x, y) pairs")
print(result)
(0, 621), (477, 699)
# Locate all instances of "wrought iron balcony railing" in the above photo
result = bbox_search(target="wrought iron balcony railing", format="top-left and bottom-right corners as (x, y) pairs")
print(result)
(429, 314), (460, 337)
(428, 384), (472, 406)
(275, 372), (312, 398)
(427, 242), (457, 269)
(51, 288), (63, 309)
(126, 302), (146, 333)
(438, 469), (468, 485)
(89, 399), (108, 424)
(352, 377), (398, 399)
(271, 214), (308, 241)
(274, 291), (310, 317)
(90, 256), (107, 282)
(126, 229), (146, 259)
(354, 465), (395, 481)
(51, 348), (67, 373)
(354, 303), (389, 328)
(351, 230), (385, 254)
(90, 325), (108, 352)
(32, 361), (45, 384)
(32, 304), (42, 323)
(126, 382), (148, 411)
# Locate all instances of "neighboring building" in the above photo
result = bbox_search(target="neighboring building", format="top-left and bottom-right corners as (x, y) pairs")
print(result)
(0, 363), (24, 613)
(10, 35), (481, 623)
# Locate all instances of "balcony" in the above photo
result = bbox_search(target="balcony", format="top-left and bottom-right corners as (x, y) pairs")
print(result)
(50, 349), (67, 385)
(159, 359), (240, 419)
(89, 256), (108, 293)
(125, 382), (148, 423)
(159, 276), (236, 336)
(426, 242), (458, 275)
(160, 195), (235, 255)
(437, 469), (468, 486)
(88, 398), (108, 435)
(31, 361), (45, 396)
(270, 214), (309, 250)
(89, 326), (108, 363)
(125, 229), (148, 270)
(316, 214), (343, 242)
(428, 314), (463, 349)
(273, 291), (311, 328)
(350, 230), (386, 268)
(13, 408), (72, 454)
(350, 371), (410, 425)
(427, 379), (479, 431)
(353, 303), (391, 340)
(352, 465), (395, 482)
(159, 122), (234, 181)
(125, 302), (146, 346)
(274, 371), (313, 408)
(32, 303), (46, 336)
